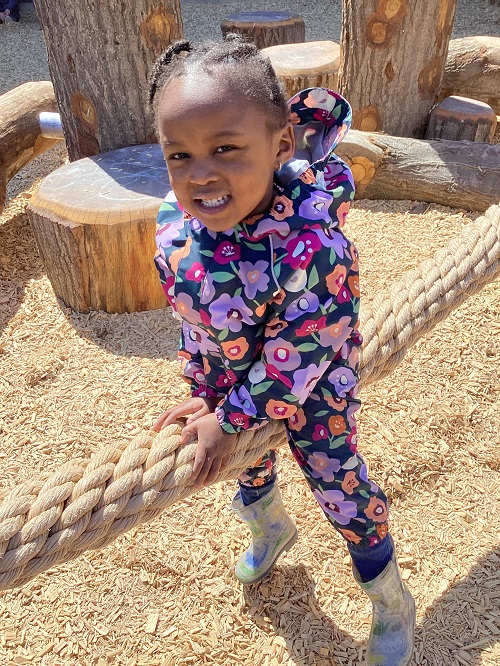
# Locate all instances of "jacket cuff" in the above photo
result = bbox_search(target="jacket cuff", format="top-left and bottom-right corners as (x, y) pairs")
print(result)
(191, 384), (220, 399)
(215, 404), (269, 435)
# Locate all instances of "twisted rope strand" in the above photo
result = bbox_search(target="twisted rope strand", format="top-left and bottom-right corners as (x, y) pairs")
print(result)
(0, 205), (498, 591)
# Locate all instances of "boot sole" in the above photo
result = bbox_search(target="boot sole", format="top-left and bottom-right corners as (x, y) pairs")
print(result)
(236, 528), (299, 585)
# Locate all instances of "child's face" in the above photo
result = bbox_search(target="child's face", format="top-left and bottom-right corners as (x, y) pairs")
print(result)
(157, 72), (294, 232)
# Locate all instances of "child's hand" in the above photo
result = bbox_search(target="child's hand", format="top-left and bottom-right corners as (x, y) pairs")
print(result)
(151, 396), (219, 432)
(180, 412), (237, 488)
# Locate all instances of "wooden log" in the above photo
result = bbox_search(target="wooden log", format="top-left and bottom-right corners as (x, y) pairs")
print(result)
(221, 11), (305, 50)
(441, 36), (500, 114)
(0, 81), (60, 212)
(334, 130), (499, 212)
(339, 0), (457, 138)
(261, 41), (341, 100)
(27, 144), (169, 314)
(34, 0), (183, 161)
(425, 96), (497, 143)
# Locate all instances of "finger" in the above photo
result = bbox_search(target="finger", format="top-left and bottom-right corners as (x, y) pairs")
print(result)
(203, 457), (223, 486)
(151, 409), (174, 432)
(185, 407), (207, 424)
(179, 423), (197, 445)
(192, 451), (211, 484)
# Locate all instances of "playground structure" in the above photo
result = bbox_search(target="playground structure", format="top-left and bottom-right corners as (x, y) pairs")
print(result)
(0, 1), (499, 663)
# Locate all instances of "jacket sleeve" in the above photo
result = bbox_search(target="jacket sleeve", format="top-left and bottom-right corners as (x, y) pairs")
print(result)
(155, 219), (221, 399)
(215, 231), (362, 434)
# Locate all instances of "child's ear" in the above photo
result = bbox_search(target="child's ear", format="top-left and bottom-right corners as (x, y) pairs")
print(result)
(276, 122), (295, 166)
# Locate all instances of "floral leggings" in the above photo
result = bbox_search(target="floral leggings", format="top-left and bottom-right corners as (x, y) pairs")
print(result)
(237, 374), (389, 548)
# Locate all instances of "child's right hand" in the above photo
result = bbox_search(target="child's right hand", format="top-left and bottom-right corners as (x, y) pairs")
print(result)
(151, 396), (219, 432)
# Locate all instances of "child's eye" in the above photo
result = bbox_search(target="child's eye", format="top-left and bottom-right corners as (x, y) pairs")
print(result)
(167, 152), (190, 161)
(215, 145), (237, 154)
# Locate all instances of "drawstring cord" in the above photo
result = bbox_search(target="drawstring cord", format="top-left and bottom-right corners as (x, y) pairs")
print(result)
(269, 235), (282, 297)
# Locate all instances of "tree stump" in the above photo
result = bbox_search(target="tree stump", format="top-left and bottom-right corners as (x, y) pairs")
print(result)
(221, 11), (305, 50)
(261, 41), (341, 100)
(27, 144), (170, 314)
(425, 96), (497, 143)
(441, 36), (500, 114)
(34, 0), (183, 161)
(0, 82), (59, 212)
(339, 0), (458, 138)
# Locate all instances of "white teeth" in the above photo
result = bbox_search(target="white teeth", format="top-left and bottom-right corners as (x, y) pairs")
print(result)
(199, 195), (229, 208)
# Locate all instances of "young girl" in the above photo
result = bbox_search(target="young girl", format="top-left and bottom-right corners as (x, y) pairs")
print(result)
(150, 37), (415, 665)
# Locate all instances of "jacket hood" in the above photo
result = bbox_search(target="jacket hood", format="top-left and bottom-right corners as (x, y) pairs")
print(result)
(157, 88), (354, 242)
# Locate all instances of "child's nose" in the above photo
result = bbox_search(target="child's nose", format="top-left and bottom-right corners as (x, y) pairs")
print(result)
(189, 159), (218, 185)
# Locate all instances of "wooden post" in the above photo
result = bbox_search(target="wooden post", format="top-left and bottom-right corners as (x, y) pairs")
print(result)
(221, 12), (305, 50)
(261, 41), (341, 101)
(425, 96), (497, 143)
(27, 144), (169, 314)
(34, 0), (183, 161)
(338, 0), (457, 138)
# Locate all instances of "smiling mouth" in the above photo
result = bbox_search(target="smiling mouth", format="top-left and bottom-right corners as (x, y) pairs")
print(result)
(195, 195), (231, 210)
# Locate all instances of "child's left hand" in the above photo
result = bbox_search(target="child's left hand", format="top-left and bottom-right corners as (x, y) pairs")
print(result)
(180, 412), (237, 488)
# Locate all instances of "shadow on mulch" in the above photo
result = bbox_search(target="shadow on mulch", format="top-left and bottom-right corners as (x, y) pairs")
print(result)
(0, 210), (44, 335)
(242, 549), (499, 665)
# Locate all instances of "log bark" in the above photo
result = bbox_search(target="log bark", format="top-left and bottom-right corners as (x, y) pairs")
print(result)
(441, 36), (500, 114)
(27, 144), (168, 314)
(0, 81), (59, 212)
(33, 0), (183, 161)
(261, 41), (341, 100)
(335, 130), (499, 212)
(339, 0), (457, 138)
(221, 11), (305, 49)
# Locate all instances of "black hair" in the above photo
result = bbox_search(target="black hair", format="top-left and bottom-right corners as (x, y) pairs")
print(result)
(148, 35), (288, 131)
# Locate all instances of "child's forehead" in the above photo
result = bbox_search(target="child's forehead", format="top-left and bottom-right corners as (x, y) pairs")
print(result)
(158, 70), (263, 122)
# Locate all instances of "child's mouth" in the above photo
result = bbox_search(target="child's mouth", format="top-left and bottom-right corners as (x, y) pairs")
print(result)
(195, 195), (231, 211)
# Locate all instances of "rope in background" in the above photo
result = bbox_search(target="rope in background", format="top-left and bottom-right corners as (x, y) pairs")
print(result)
(0, 204), (498, 591)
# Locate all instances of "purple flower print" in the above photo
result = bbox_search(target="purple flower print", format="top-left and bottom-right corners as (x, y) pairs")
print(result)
(313, 489), (358, 525)
(298, 190), (333, 223)
(244, 217), (291, 241)
(327, 366), (357, 398)
(282, 232), (322, 270)
(182, 322), (219, 356)
(228, 385), (257, 416)
(156, 220), (183, 247)
(346, 401), (360, 428)
(360, 463), (381, 494)
(313, 228), (348, 258)
(308, 451), (341, 482)
(209, 293), (254, 332)
(283, 268), (307, 292)
(213, 240), (241, 264)
(264, 338), (301, 372)
(248, 361), (267, 384)
(182, 360), (205, 385)
(284, 292), (320, 322)
(238, 260), (270, 299)
(175, 292), (201, 325)
(318, 316), (353, 352)
(200, 272), (216, 305)
(291, 361), (331, 403)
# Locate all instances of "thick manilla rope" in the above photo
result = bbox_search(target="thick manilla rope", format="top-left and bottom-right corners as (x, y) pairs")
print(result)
(1, 205), (499, 591)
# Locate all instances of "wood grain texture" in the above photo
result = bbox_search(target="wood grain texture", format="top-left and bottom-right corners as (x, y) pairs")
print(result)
(34, 0), (183, 161)
(221, 11), (305, 49)
(27, 144), (170, 313)
(339, 0), (458, 138)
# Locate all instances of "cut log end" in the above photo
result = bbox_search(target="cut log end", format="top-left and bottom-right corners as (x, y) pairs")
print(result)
(426, 95), (497, 143)
(221, 11), (305, 50)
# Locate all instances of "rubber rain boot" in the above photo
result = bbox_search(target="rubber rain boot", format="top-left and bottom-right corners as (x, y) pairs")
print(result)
(354, 545), (416, 665)
(231, 484), (298, 584)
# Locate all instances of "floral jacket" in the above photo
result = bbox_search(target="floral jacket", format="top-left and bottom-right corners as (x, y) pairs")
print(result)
(155, 88), (360, 435)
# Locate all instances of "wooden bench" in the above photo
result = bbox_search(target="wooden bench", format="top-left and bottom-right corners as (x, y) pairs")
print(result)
(261, 41), (341, 100)
(27, 144), (170, 314)
(221, 11), (305, 50)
